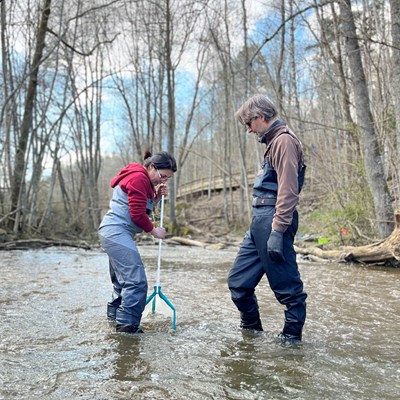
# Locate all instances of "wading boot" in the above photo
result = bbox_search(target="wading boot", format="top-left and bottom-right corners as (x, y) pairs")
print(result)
(116, 325), (144, 334)
(241, 319), (263, 331)
(278, 321), (303, 344)
(240, 317), (263, 337)
(240, 311), (263, 331)
(277, 332), (302, 344)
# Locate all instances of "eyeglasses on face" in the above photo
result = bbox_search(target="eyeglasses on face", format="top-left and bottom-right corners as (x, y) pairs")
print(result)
(245, 116), (258, 128)
(156, 168), (172, 181)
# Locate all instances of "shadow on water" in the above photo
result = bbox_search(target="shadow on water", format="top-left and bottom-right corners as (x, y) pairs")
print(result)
(0, 245), (399, 399)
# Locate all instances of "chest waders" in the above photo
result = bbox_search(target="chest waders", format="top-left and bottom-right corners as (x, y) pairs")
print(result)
(99, 187), (156, 334)
(227, 131), (307, 341)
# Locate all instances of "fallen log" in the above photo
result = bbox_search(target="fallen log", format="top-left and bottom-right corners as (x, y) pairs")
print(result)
(168, 236), (207, 248)
(296, 210), (400, 266)
(0, 238), (92, 250)
(167, 236), (235, 250)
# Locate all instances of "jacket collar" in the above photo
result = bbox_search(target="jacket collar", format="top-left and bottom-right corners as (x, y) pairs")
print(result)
(259, 120), (286, 144)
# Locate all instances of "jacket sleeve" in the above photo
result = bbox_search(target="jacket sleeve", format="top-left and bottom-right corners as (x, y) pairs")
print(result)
(123, 176), (154, 233)
(269, 135), (301, 232)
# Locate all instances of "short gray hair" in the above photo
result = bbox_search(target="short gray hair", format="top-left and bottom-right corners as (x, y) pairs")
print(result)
(235, 94), (278, 126)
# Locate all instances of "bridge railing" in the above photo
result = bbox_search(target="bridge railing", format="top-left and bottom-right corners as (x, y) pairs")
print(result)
(177, 172), (255, 198)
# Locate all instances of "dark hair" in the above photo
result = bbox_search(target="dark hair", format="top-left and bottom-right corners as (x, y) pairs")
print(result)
(144, 150), (177, 172)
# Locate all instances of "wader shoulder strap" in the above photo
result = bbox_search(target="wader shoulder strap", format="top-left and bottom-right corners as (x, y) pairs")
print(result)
(264, 127), (305, 166)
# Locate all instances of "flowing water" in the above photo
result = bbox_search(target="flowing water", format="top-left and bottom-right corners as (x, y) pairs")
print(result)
(0, 244), (399, 400)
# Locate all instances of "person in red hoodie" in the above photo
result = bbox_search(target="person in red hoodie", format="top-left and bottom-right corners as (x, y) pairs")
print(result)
(99, 151), (177, 333)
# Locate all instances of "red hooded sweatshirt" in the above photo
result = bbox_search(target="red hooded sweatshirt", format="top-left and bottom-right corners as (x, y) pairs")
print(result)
(110, 163), (156, 232)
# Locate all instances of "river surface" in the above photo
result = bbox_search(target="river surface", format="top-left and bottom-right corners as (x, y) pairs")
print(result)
(0, 244), (399, 400)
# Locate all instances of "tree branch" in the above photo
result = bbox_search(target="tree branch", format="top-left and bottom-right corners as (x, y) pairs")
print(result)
(249, 0), (334, 66)
(46, 28), (120, 56)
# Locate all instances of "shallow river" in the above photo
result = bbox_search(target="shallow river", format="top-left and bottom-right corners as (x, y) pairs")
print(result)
(0, 244), (399, 400)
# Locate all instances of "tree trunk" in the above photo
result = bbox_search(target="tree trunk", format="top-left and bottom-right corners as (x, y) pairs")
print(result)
(10, 0), (52, 234)
(339, 0), (393, 237)
(389, 0), (400, 208)
(0, 0), (14, 192)
(238, 0), (251, 224)
(165, 0), (177, 228)
(276, 0), (286, 111)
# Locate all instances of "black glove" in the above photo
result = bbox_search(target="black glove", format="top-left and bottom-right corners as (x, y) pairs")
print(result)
(267, 230), (285, 262)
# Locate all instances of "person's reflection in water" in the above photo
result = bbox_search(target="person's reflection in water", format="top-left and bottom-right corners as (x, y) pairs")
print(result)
(111, 333), (151, 382)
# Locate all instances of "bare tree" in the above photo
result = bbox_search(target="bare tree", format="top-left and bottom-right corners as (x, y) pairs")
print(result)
(389, 0), (400, 207)
(9, 0), (52, 234)
(206, 0), (238, 226)
(339, 0), (393, 237)
(0, 0), (17, 197)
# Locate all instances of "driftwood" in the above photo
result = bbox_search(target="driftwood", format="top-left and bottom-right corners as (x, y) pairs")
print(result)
(168, 236), (208, 248)
(296, 210), (400, 266)
(167, 236), (234, 250)
(0, 238), (92, 250)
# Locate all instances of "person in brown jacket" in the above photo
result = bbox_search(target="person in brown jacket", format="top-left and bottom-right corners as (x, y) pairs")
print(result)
(227, 94), (307, 343)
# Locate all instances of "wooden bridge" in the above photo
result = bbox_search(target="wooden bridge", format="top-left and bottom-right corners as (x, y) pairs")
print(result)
(177, 172), (256, 199)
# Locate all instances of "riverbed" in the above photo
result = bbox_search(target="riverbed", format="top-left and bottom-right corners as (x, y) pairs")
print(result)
(0, 244), (399, 399)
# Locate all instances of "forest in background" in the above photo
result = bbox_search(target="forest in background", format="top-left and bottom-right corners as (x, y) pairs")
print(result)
(1, 0), (399, 247)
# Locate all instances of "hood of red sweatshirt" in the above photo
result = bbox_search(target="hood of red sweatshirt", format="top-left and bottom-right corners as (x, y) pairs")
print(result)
(110, 163), (149, 188)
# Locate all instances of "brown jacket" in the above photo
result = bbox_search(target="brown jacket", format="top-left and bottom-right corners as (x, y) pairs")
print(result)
(264, 125), (304, 233)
